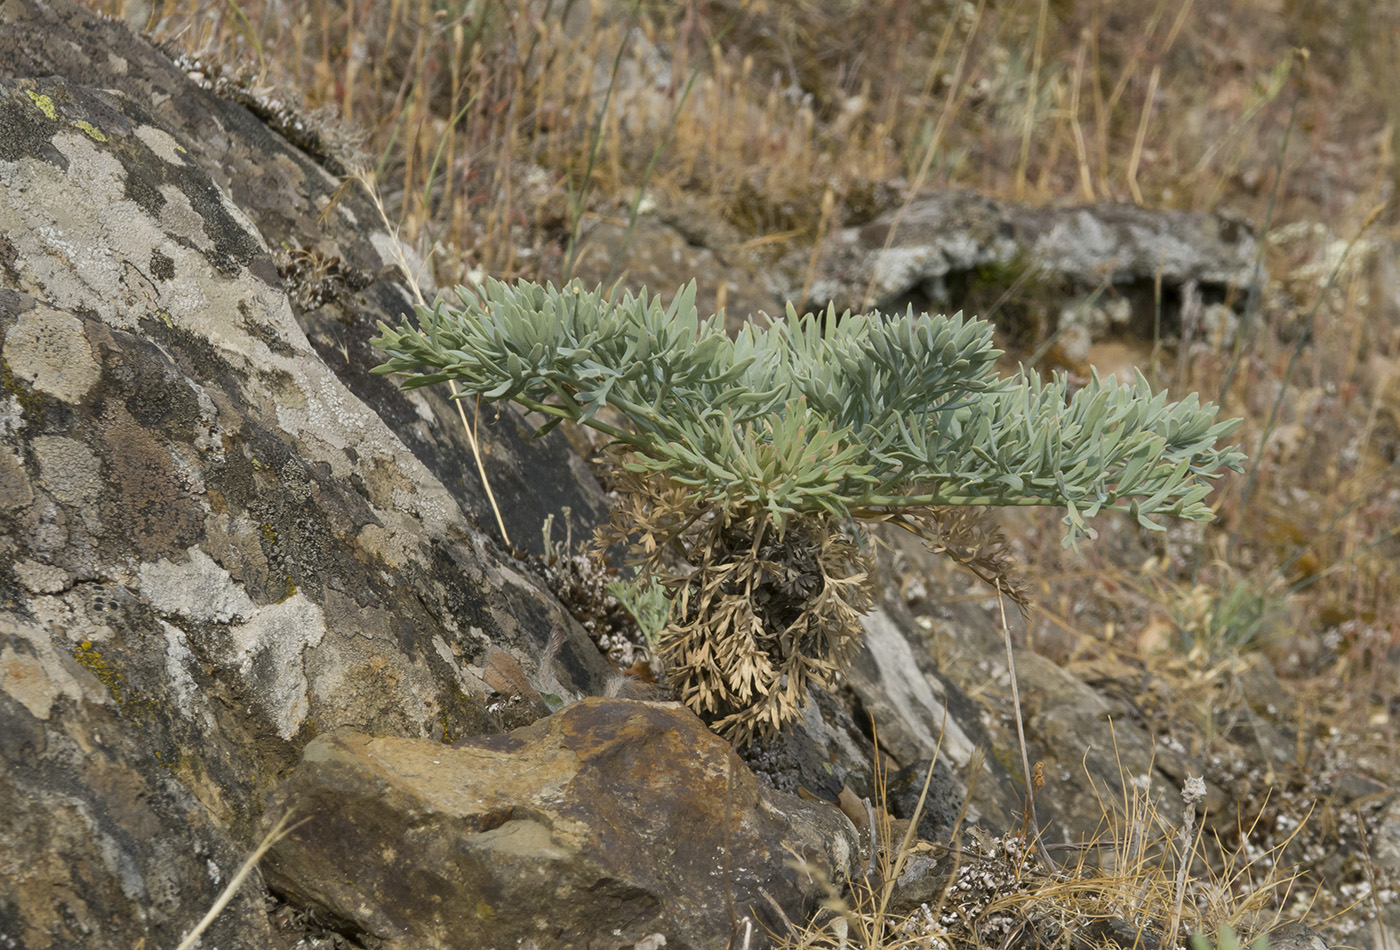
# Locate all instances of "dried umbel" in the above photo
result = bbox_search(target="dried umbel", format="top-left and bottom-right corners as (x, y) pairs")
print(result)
(670, 515), (869, 743)
(602, 461), (873, 742)
(599, 454), (1025, 742)
(372, 278), (1245, 742)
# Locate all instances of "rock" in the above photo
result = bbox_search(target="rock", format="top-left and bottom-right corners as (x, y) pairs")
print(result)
(844, 594), (1023, 833)
(1074, 917), (1164, 950)
(882, 849), (959, 918)
(0, 10), (619, 947)
(1265, 921), (1333, 950)
(730, 593), (1026, 849)
(874, 533), (1215, 841)
(801, 188), (1262, 356)
(261, 698), (858, 950)
(0, 0), (613, 556)
(885, 757), (965, 844)
(568, 215), (778, 334)
(1014, 649), (1196, 835)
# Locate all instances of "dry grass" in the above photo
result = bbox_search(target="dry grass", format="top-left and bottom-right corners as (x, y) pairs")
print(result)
(116, 0), (1400, 279)
(89, 0), (1400, 941)
(776, 727), (1306, 950)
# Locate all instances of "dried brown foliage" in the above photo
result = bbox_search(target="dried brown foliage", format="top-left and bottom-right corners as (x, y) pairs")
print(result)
(860, 504), (1028, 611)
(598, 456), (869, 744)
(598, 450), (1027, 745)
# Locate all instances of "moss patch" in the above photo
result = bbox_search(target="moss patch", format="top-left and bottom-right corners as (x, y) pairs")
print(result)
(0, 355), (49, 427)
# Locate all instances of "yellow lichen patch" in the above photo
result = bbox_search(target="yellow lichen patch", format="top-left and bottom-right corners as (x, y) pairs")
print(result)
(438, 686), (487, 744)
(72, 639), (126, 704)
(71, 640), (160, 719)
(74, 120), (107, 143)
(25, 89), (56, 120)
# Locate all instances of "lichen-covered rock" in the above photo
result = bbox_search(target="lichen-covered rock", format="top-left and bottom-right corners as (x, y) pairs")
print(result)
(0, 0), (613, 554)
(0, 58), (616, 950)
(262, 698), (858, 950)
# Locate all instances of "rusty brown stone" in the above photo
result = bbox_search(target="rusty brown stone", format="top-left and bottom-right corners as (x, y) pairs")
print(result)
(262, 698), (858, 950)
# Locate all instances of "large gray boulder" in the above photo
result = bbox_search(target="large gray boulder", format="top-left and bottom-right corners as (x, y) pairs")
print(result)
(800, 188), (1264, 370)
(817, 189), (1260, 310)
(0, 19), (623, 949)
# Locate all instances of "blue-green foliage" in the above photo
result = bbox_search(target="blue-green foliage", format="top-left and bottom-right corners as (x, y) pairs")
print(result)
(372, 278), (1245, 544)
(1191, 926), (1269, 950)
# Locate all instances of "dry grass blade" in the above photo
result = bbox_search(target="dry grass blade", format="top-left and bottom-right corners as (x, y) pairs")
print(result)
(858, 0), (989, 312)
(348, 169), (512, 549)
(995, 583), (1053, 872)
(777, 717), (959, 950)
(174, 811), (304, 950)
(876, 716), (948, 922)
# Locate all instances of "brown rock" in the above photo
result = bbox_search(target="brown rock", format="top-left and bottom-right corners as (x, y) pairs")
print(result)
(262, 698), (859, 950)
